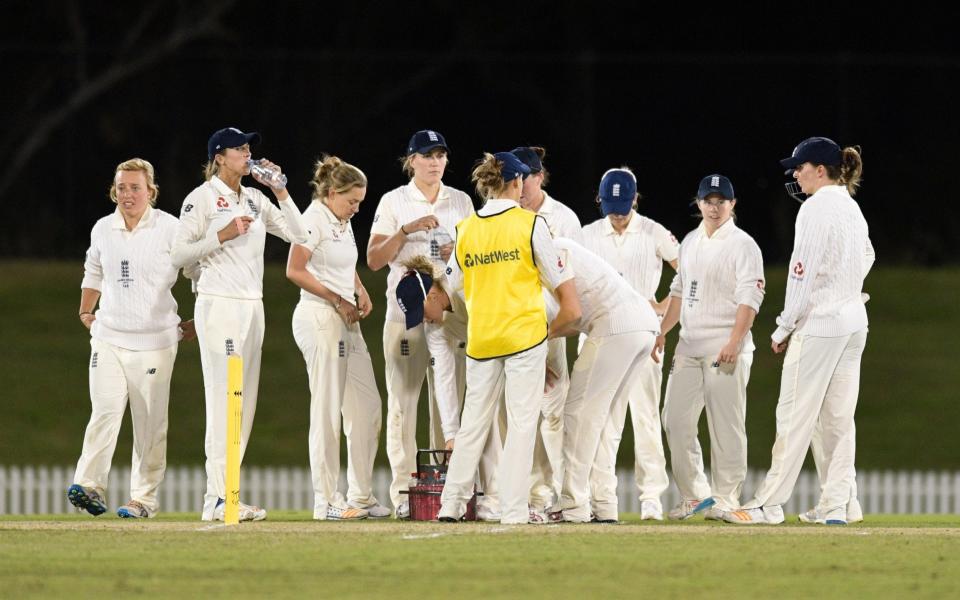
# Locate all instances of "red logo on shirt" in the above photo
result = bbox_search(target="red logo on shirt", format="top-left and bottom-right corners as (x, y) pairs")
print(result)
(757, 279), (765, 290)
(557, 257), (564, 269)
(216, 197), (229, 209)
(793, 261), (805, 277)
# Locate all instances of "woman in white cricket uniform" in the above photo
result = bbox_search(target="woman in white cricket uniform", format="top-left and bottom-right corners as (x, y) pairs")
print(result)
(727, 138), (872, 526)
(580, 168), (678, 522)
(287, 156), (389, 520)
(550, 237), (661, 523)
(512, 146), (582, 511)
(366, 130), (474, 516)
(395, 257), (505, 521)
(438, 152), (580, 525)
(69, 158), (195, 519)
(658, 174), (765, 521)
(171, 127), (308, 522)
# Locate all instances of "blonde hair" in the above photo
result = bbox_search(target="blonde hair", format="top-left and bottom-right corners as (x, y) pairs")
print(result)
(401, 255), (440, 279)
(471, 153), (509, 200)
(203, 160), (219, 181)
(824, 146), (863, 196)
(310, 154), (367, 202)
(109, 158), (159, 206)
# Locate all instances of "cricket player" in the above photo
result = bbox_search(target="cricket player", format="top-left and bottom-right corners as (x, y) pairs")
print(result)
(171, 127), (308, 522)
(69, 158), (196, 519)
(659, 174), (765, 522)
(725, 137), (872, 525)
(512, 145), (582, 511)
(287, 155), (389, 520)
(366, 130), (474, 517)
(438, 152), (581, 525)
(581, 167), (678, 521)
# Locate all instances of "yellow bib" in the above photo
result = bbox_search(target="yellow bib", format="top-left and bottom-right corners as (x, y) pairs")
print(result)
(455, 207), (547, 359)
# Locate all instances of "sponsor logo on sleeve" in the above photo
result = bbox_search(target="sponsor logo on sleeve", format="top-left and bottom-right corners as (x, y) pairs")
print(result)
(182, 203), (193, 214)
(792, 261), (805, 279)
(757, 279), (765, 290)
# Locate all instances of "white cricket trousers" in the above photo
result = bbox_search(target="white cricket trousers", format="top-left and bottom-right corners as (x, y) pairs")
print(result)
(195, 294), (263, 518)
(529, 337), (569, 510)
(441, 341), (548, 524)
(383, 320), (442, 509)
(590, 355), (669, 519)
(74, 338), (177, 511)
(560, 331), (656, 521)
(661, 352), (753, 511)
(292, 302), (382, 519)
(745, 329), (867, 512)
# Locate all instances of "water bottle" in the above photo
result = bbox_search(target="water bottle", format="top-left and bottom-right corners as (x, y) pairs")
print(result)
(247, 159), (288, 189)
(429, 226), (453, 263)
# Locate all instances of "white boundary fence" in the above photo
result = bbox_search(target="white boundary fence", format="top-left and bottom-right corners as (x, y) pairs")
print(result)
(1, 465), (959, 515)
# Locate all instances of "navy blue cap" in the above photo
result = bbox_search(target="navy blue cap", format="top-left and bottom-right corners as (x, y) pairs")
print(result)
(207, 127), (260, 160)
(780, 137), (842, 174)
(510, 147), (543, 173)
(396, 270), (433, 329)
(407, 130), (448, 156)
(697, 174), (735, 200)
(598, 169), (637, 216)
(493, 151), (531, 183)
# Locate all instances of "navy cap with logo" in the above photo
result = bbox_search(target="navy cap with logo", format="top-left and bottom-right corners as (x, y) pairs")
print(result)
(598, 169), (637, 216)
(493, 151), (532, 183)
(406, 130), (449, 156)
(510, 147), (543, 173)
(697, 174), (735, 200)
(207, 127), (261, 160)
(780, 137), (842, 174)
(396, 270), (434, 330)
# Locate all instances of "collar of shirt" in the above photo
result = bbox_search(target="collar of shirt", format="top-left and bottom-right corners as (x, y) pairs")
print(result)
(538, 192), (558, 215)
(478, 198), (520, 216)
(602, 210), (642, 237)
(405, 179), (450, 205)
(697, 216), (737, 240)
(210, 175), (245, 200)
(317, 200), (348, 227)
(110, 205), (155, 232)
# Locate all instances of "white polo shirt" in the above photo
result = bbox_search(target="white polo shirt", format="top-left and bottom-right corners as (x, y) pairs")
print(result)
(669, 218), (766, 357)
(370, 180), (474, 323)
(536, 192), (583, 243)
(553, 238), (660, 337)
(81, 206), (181, 351)
(171, 175), (308, 300)
(298, 201), (358, 306)
(581, 211), (679, 300)
(772, 185), (873, 343)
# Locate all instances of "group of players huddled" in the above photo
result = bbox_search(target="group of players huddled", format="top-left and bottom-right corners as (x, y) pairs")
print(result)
(67, 127), (872, 526)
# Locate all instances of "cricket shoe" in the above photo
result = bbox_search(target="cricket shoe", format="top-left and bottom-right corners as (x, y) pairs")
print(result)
(528, 507), (549, 524)
(798, 506), (847, 525)
(349, 501), (390, 518)
(640, 500), (664, 521)
(590, 513), (619, 524)
(208, 498), (267, 522)
(847, 498), (864, 523)
(395, 501), (410, 520)
(326, 505), (368, 520)
(476, 504), (502, 522)
(117, 500), (154, 519)
(667, 497), (715, 520)
(722, 505), (785, 525)
(703, 506), (726, 521)
(437, 503), (464, 523)
(67, 484), (107, 516)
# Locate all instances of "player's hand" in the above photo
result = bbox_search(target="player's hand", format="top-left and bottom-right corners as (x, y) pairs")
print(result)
(79, 313), (96, 330)
(179, 319), (197, 342)
(438, 242), (454, 262)
(651, 334), (666, 363)
(544, 366), (560, 394)
(402, 215), (439, 236)
(336, 298), (361, 325)
(356, 288), (373, 319)
(772, 339), (789, 354)
(218, 216), (254, 243)
(444, 439), (455, 452)
(715, 340), (740, 366)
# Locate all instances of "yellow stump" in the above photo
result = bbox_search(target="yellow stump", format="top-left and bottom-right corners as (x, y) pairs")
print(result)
(225, 353), (243, 525)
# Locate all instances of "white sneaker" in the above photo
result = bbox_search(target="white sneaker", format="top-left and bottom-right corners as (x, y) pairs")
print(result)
(723, 505), (783, 525)
(703, 506), (725, 521)
(396, 501), (410, 520)
(210, 499), (267, 522)
(326, 505), (368, 520)
(476, 504), (502, 522)
(667, 498), (712, 520)
(847, 498), (863, 523)
(640, 500), (663, 521)
(350, 501), (391, 518)
(799, 506), (847, 525)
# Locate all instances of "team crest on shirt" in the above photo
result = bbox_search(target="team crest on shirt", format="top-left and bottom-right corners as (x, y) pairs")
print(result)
(246, 198), (260, 218)
(792, 261), (805, 279)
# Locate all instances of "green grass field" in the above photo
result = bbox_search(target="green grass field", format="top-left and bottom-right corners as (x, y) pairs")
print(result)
(1, 513), (958, 599)
(1, 261), (958, 470)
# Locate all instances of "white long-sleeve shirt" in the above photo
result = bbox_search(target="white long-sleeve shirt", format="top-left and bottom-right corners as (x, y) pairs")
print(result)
(670, 218), (765, 357)
(81, 206), (181, 351)
(536, 193), (583, 243)
(370, 180), (474, 323)
(171, 176), (308, 300)
(772, 184), (873, 343)
(297, 201), (359, 306)
(553, 238), (660, 337)
(581, 211), (679, 300)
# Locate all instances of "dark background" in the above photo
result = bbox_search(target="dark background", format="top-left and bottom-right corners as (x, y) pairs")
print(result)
(2, 2), (956, 264)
